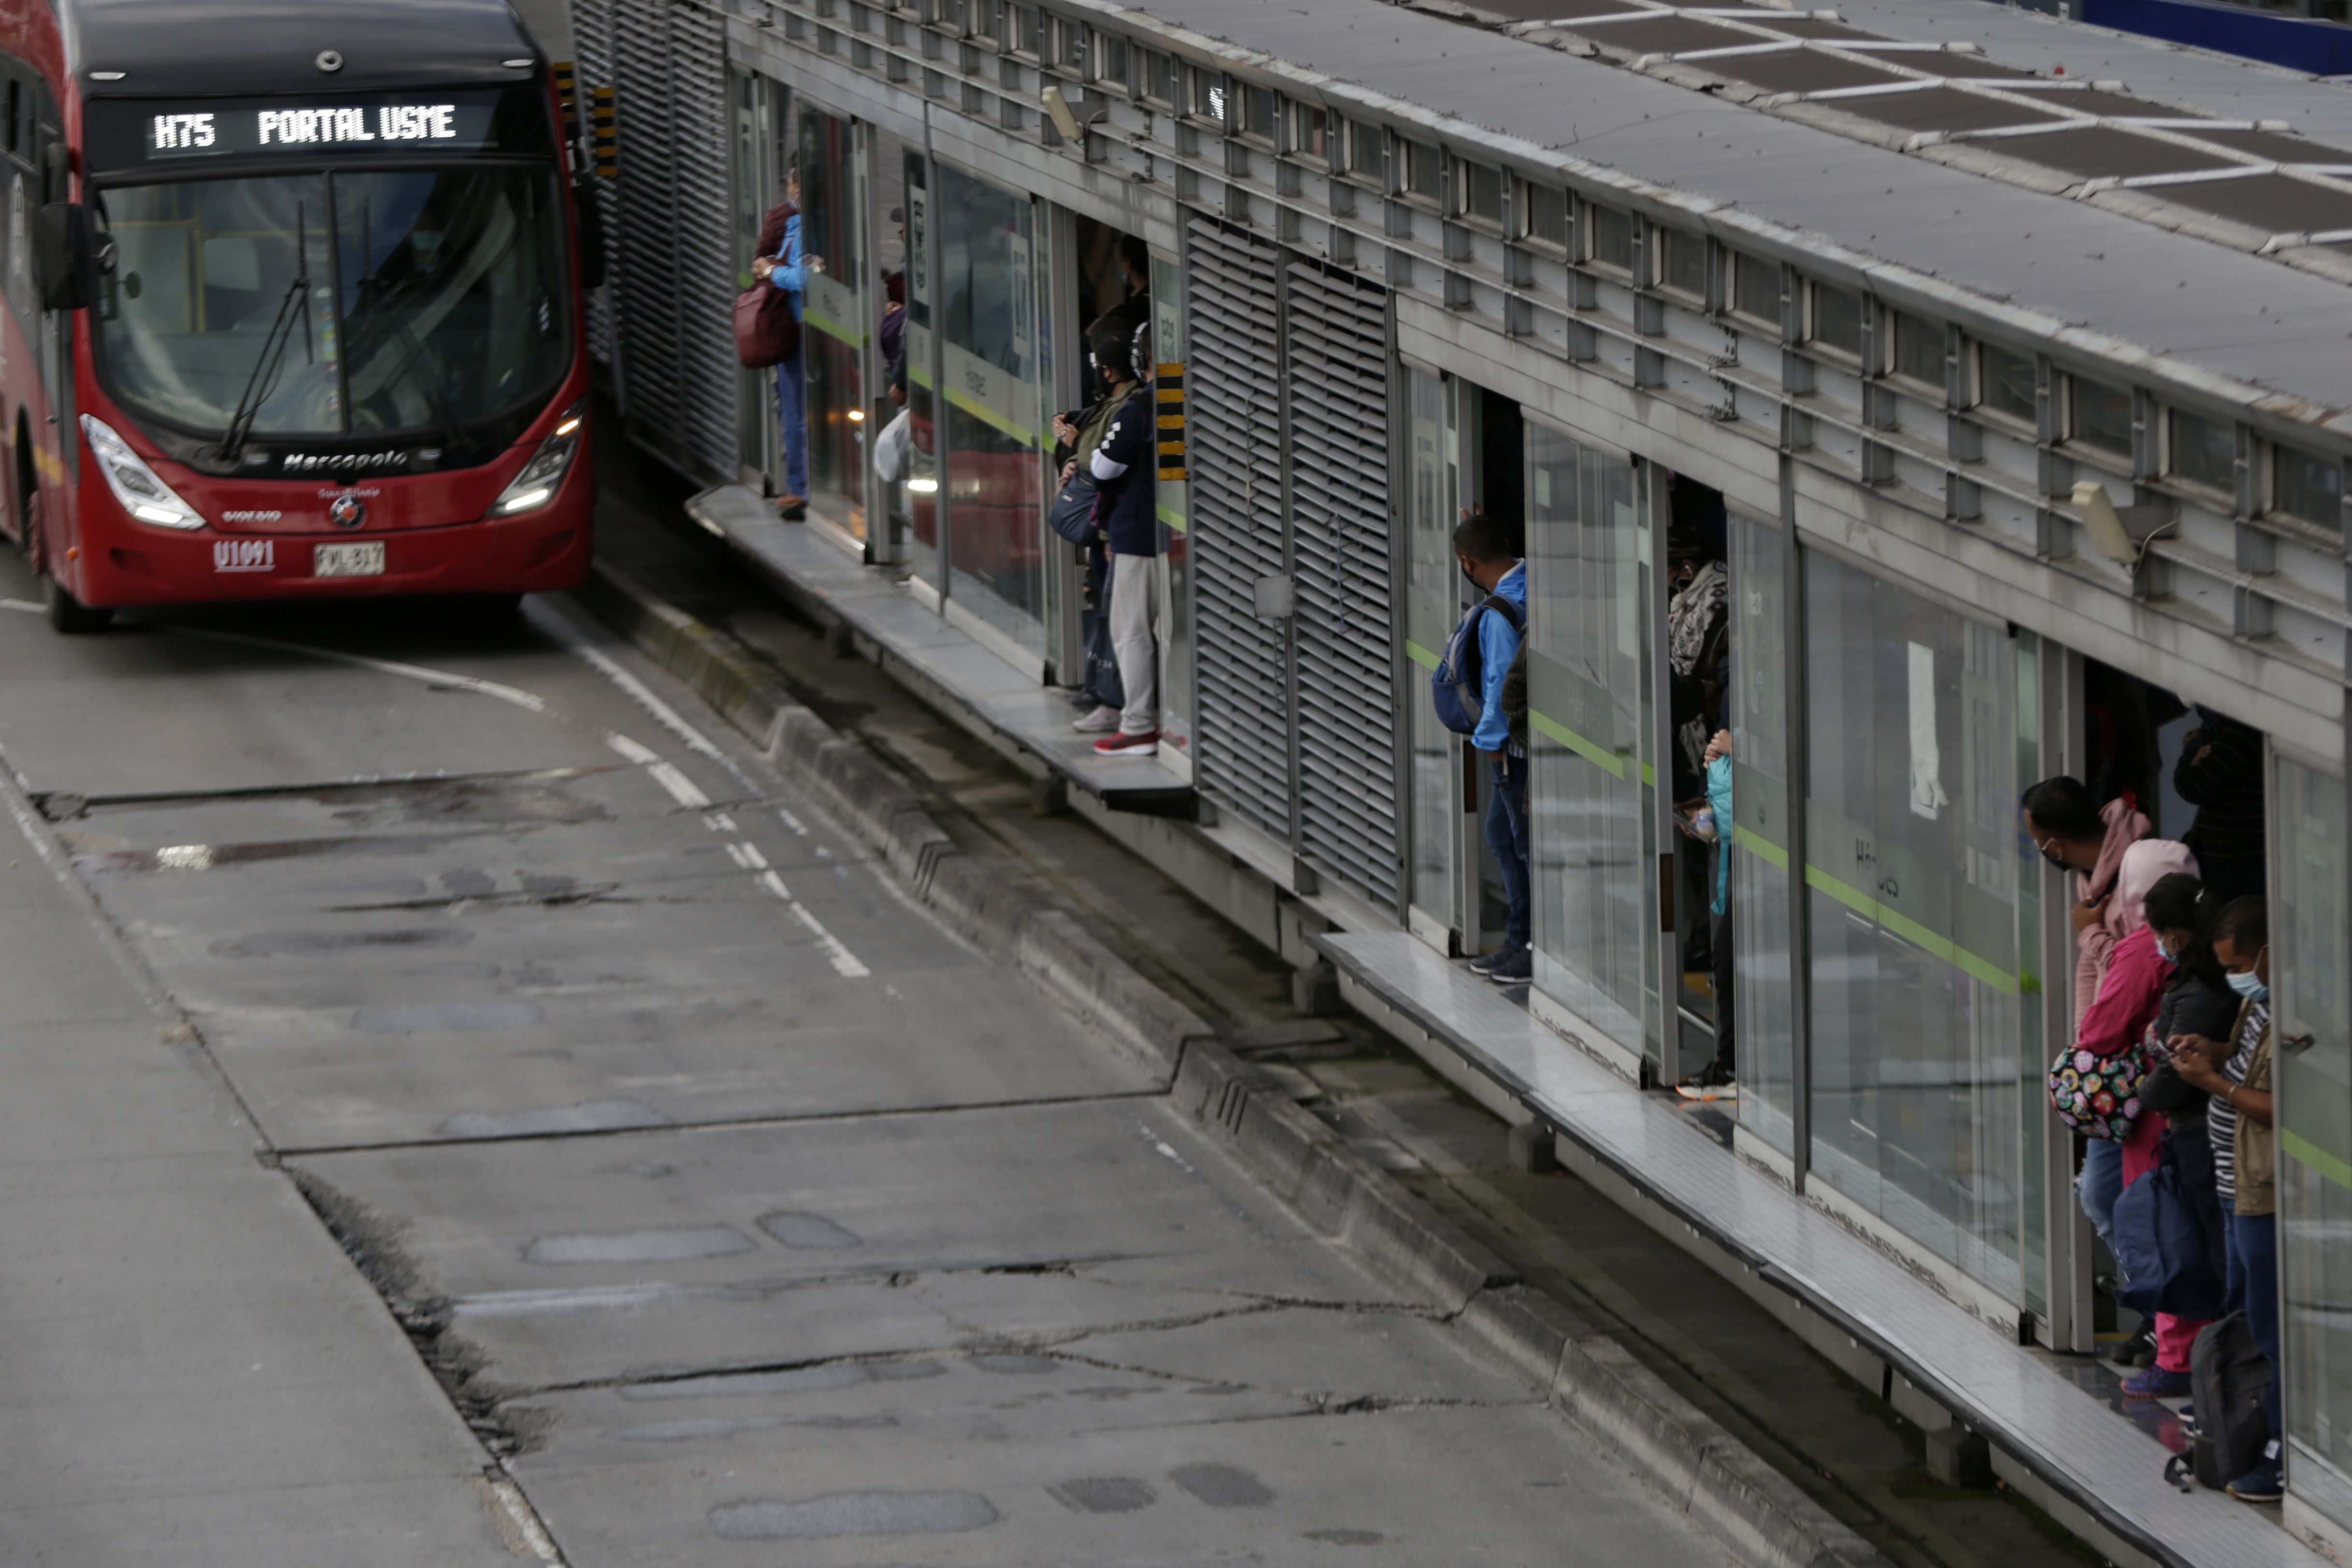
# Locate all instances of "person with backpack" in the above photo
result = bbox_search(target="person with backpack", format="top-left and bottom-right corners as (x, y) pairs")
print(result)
(2167, 897), (2281, 1503)
(1436, 511), (1530, 985)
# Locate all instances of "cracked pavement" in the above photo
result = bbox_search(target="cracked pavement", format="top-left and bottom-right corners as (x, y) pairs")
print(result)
(0, 543), (1733, 1565)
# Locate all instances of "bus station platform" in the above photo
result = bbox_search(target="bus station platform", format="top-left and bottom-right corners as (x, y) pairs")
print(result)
(684, 479), (2324, 1568)
(1311, 929), (2330, 1568)
(686, 486), (1196, 819)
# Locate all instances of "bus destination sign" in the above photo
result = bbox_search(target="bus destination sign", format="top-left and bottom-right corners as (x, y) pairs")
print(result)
(86, 89), (538, 171)
(151, 104), (462, 154)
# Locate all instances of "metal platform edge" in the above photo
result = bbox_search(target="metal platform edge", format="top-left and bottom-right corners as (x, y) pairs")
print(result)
(685, 485), (1197, 820)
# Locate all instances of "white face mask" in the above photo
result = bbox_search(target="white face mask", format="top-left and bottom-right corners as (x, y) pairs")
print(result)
(2227, 968), (2269, 1003)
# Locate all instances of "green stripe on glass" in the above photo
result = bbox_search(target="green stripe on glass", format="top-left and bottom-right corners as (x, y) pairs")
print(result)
(1529, 709), (1627, 780)
(802, 308), (867, 349)
(1801, 863), (2020, 996)
(2285, 1129), (2352, 1191)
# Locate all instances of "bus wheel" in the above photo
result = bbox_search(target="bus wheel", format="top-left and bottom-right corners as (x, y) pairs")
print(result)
(23, 490), (113, 634)
(44, 576), (112, 635)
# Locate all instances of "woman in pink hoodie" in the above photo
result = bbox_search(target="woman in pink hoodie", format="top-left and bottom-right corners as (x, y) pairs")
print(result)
(2072, 840), (2204, 1395)
(2021, 777), (2151, 1024)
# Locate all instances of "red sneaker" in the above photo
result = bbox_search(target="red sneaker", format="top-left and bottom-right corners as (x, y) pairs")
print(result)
(1092, 729), (1160, 757)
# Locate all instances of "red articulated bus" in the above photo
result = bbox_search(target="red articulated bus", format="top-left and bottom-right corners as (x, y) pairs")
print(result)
(0, 0), (594, 632)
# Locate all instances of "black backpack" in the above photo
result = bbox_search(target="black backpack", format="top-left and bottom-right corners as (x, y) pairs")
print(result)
(2167, 1313), (2272, 1491)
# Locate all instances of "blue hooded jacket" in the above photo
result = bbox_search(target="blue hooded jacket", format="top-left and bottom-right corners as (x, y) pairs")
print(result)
(1471, 562), (1526, 755)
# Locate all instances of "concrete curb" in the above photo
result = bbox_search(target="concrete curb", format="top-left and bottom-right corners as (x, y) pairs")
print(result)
(569, 559), (1890, 1568)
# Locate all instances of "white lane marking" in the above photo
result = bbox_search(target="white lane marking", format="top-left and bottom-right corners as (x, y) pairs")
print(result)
(755, 865), (869, 978)
(525, 599), (728, 760)
(703, 811), (737, 833)
(0, 597), (37, 614)
(1139, 1122), (1197, 1174)
(526, 597), (813, 837)
(602, 731), (715, 811)
(157, 623), (551, 712)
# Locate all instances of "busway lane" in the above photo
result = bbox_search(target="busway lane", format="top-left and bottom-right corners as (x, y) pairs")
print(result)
(0, 554), (1151, 1154)
(0, 548), (1738, 1567)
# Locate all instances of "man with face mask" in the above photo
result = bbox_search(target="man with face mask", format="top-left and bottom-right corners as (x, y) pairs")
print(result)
(2021, 774), (2151, 1025)
(2169, 897), (2280, 1504)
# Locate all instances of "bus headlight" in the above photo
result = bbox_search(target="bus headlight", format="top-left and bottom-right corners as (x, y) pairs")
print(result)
(81, 415), (203, 530)
(490, 400), (587, 517)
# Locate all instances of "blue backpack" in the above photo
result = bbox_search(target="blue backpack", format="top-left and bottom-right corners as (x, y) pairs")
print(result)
(1431, 593), (1521, 736)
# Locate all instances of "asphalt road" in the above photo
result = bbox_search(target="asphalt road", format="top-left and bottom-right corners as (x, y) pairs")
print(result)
(0, 547), (1732, 1566)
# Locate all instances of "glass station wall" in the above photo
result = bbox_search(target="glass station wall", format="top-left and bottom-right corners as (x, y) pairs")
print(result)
(903, 151), (940, 585)
(798, 108), (867, 539)
(1727, 512), (1795, 1155)
(1802, 553), (2027, 1299)
(937, 163), (1047, 651)
(1522, 419), (1651, 1057)
(2280, 759), (2352, 1513)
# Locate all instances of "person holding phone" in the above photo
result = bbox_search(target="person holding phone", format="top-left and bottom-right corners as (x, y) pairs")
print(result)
(2166, 897), (2280, 1504)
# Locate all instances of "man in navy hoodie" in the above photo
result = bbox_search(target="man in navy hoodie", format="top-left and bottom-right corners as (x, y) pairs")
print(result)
(1454, 512), (1530, 984)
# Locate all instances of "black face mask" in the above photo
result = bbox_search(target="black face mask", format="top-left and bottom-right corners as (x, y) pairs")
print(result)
(2034, 836), (2069, 869)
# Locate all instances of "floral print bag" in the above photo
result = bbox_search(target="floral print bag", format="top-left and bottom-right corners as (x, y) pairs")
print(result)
(2048, 1036), (2153, 1140)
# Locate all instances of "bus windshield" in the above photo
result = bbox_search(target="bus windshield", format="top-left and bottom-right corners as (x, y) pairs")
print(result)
(93, 167), (569, 444)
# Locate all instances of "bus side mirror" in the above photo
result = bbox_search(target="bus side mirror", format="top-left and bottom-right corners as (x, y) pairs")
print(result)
(34, 202), (91, 312)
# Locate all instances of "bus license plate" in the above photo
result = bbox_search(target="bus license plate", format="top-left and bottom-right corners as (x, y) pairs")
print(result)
(314, 542), (385, 578)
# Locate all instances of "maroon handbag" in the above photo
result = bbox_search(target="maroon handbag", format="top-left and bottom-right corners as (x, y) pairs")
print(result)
(734, 282), (800, 368)
(735, 199), (802, 368)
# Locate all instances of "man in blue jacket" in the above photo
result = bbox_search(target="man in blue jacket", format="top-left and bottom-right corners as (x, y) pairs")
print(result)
(1453, 512), (1530, 985)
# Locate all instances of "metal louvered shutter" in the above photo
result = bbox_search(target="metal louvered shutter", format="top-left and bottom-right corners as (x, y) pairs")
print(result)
(1285, 261), (1397, 908)
(1185, 216), (1290, 845)
(667, 3), (738, 481)
(569, 0), (618, 367)
(612, 0), (681, 438)
(606, 0), (737, 481)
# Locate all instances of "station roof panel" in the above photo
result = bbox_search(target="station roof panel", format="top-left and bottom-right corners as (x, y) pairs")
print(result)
(2160, 173), (2352, 235)
(1830, 86), (2070, 136)
(1995, 125), (2242, 180)
(1140, 0), (2352, 412)
(1567, 15), (1768, 54)
(1700, 50), (1914, 94)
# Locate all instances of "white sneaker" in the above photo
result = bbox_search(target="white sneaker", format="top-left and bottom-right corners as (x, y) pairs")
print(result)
(1072, 705), (1121, 734)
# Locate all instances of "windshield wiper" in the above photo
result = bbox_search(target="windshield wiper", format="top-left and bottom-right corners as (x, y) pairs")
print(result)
(219, 204), (312, 464)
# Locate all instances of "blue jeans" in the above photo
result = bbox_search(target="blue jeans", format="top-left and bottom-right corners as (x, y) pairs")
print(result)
(2079, 1137), (2124, 1251)
(775, 349), (809, 500)
(2224, 1209), (2283, 1442)
(1485, 755), (1531, 950)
